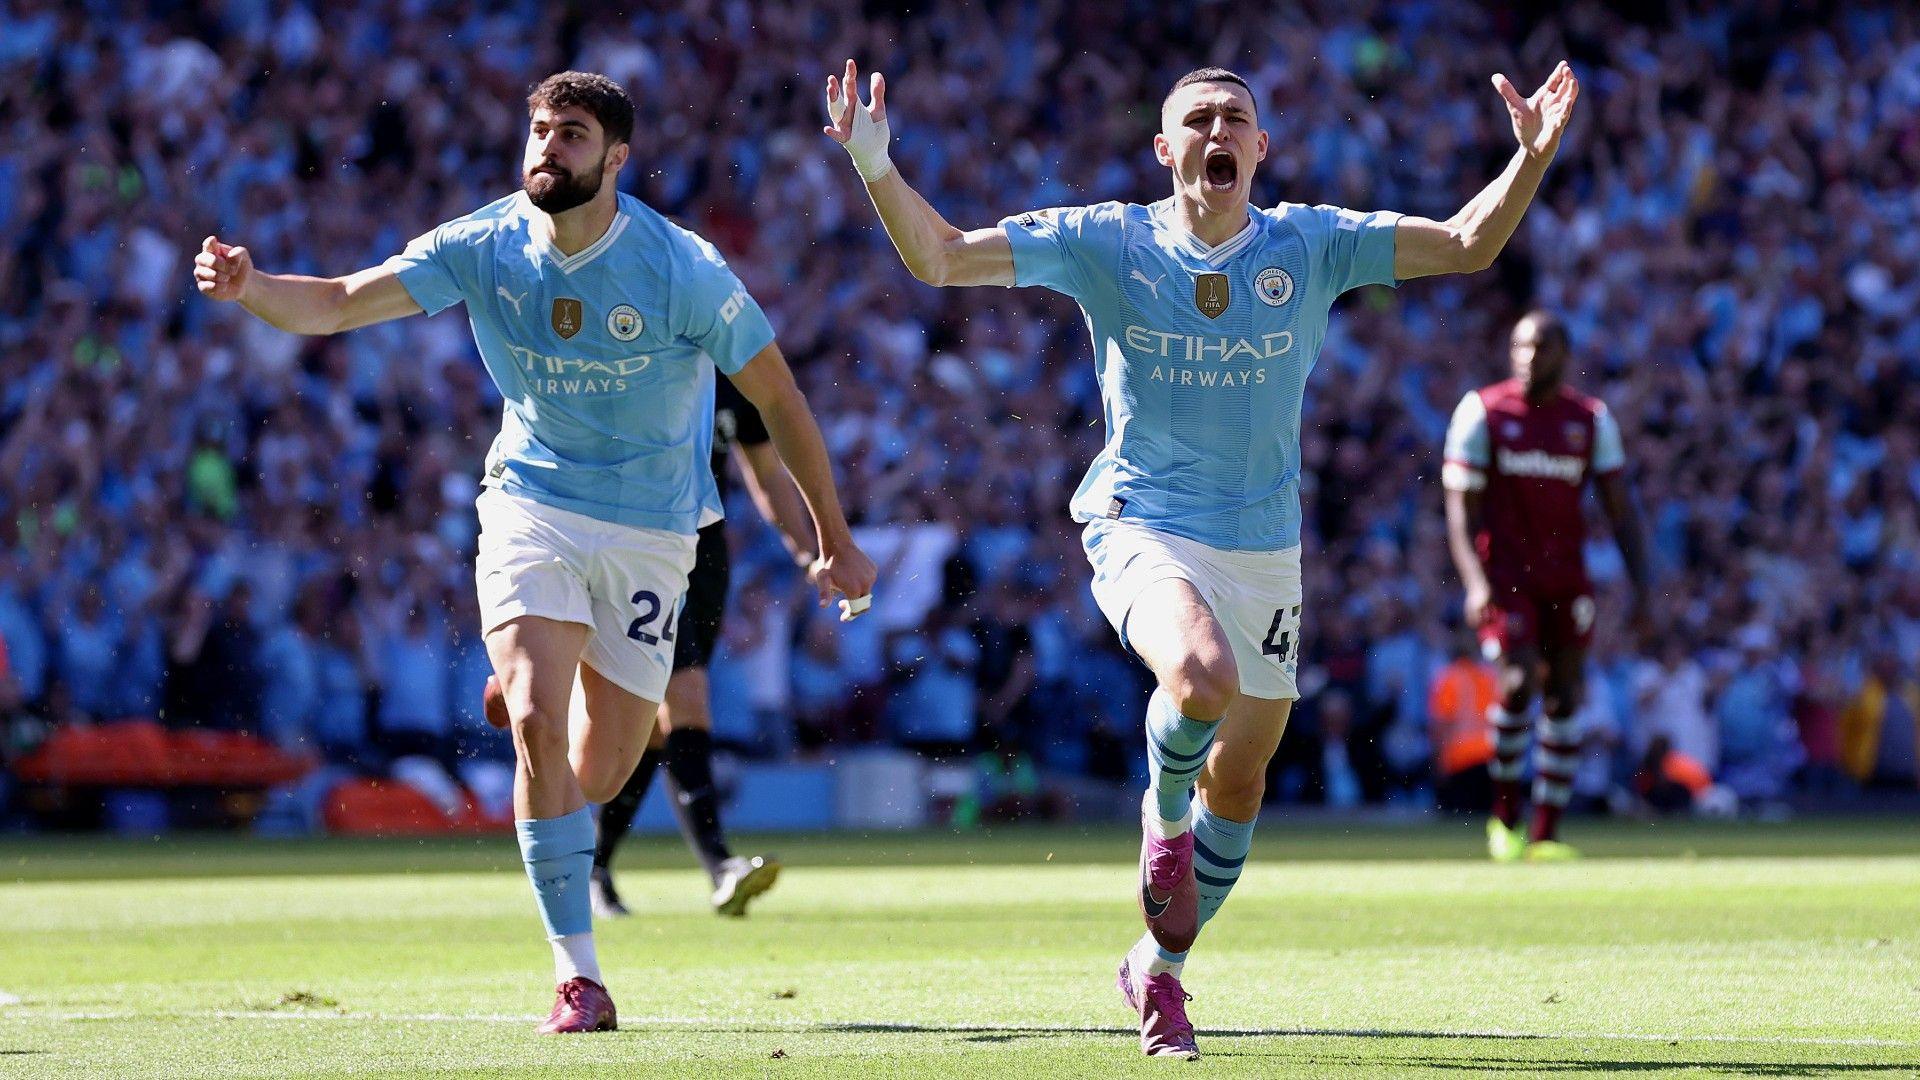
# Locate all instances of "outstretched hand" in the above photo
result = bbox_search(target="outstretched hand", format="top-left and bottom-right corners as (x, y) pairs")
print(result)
(193, 235), (253, 302)
(823, 59), (894, 182)
(1493, 61), (1579, 158)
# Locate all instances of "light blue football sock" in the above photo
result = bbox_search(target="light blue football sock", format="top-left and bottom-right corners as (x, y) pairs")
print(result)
(1154, 802), (1256, 966)
(1144, 689), (1221, 826)
(516, 806), (596, 939)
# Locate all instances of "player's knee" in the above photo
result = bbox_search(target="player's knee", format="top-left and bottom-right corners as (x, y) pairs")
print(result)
(510, 704), (568, 758)
(1201, 766), (1265, 818)
(1499, 664), (1537, 712)
(1165, 656), (1238, 720)
(1542, 682), (1583, 719)
(577, 765), (626, 805)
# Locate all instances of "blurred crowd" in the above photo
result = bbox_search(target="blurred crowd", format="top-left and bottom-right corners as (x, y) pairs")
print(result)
(2, 0), (1918, 825)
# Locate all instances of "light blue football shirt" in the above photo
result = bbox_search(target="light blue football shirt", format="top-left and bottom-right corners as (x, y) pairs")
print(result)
(384, 190), (776, 534)
(1002, 199), (1400, 552)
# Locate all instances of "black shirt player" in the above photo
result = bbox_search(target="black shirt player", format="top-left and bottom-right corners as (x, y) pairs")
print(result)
(592, 376), (822, 916)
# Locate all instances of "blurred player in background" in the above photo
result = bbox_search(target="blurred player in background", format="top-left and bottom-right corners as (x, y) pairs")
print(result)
(590, 376), (820, 919)
(1443, 310), (1651, 862)
(195, 71), (875, 1034)
(825, 57), (1578, 1058)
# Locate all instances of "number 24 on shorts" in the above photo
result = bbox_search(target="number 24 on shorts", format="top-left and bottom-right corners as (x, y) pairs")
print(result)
(626, 590), (677, 646)
(1262, 605), (1302, 665)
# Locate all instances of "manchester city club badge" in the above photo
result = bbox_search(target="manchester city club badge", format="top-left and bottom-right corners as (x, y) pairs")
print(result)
(607, 304), (643, 341)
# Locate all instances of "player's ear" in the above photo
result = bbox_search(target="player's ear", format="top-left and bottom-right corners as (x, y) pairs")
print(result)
(606, 142), (630, 173)
(1255, 128), (1269, 162)
(1153, 132), (1174, 168)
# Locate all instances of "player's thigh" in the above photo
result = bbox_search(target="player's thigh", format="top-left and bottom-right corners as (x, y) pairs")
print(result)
(574, 519), (698, 795)
(1083, 521), (1238, 712)
(483, 615), (592, 750)
(1199, 694), (1294, 817)
(1202, 547), (1304, 702)
(572, 659), (661, 803)
(1125, 577), (1239, 714)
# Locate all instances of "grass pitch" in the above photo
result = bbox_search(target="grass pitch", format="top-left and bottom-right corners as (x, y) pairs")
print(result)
(2, 817), (1918, 1078)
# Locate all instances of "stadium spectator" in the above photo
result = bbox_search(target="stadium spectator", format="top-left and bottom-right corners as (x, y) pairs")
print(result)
(1840, 652), (1920, 790)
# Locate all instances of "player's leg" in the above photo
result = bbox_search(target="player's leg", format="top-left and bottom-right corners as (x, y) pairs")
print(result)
(1125, 576), (1238, 942)
(486, 615), (617, 1033)
(474, 490), (618, 1033)
(657, 666), (780, 915)
(1134, 692), (1289, 973)
(589, 718), (666, 919)
(1528, 629), (1589, 857)
(1484, 593), (1543, 861)
(1111, 576), (1234, 1060)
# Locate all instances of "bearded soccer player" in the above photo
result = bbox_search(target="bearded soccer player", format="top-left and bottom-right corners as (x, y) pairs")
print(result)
(1443, 310), (1650, 862)
(823, 59), (1578, 1058)
(195, 71), (876, 1034)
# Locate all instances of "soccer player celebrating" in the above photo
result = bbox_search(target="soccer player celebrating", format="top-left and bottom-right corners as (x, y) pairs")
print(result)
(589, 375), (819, 919)
(824, 58), (1577, 1058)
(195, 71), (876, 1034)
(1442, 310), (1650, 862)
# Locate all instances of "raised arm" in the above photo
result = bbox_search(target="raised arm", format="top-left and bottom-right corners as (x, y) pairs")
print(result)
(193, 236), (422, 335)
(1393, 62), (1580, 280)
(726, 342), (878, 619)
(822, 60), (1014, 288)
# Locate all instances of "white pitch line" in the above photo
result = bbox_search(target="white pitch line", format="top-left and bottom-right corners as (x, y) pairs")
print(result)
(11, 1009), (1914, 1049)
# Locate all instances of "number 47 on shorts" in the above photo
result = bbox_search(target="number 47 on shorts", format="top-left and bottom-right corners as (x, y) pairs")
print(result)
(1261, 605), (1302, 665)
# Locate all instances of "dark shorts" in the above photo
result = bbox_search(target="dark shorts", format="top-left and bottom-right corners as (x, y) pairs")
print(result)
(1478, 583), (1595, 661)
(671, 522), (730, 671)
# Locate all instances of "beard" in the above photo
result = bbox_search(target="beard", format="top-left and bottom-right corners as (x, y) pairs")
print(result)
(523, 154), (605, 214)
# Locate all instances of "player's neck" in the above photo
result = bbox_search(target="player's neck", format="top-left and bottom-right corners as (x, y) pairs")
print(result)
(1172, 196), (1251, 249)
(541, 193), (620, 257)
(1522, 380), (1562, 404)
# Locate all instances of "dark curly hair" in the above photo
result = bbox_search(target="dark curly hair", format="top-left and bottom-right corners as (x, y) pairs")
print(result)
(527, 71), (634, 146)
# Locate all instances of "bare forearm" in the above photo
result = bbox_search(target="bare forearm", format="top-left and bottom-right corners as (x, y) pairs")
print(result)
(1444, 494), (1490, 593)
(862, 171), (1013, 288)
(864, 171), (958, 282)
(1600, 481), (1653, 591)
(239, 272), (351, 335)
(738, 444), (819, 567)
(758, 391), (855, 553)
(1449, 147), (1554, 270)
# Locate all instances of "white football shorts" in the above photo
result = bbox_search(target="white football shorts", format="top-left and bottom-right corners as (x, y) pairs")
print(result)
(475, 488), (698, 703)
(1082, 519), (1304, 701)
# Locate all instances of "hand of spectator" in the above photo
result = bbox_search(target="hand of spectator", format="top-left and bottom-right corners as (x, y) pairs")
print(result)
(812, 540), (878, 622)
(823, 59), (893, 182)
(193, 236), (253, 302)
(1493, 61), (1579, 158)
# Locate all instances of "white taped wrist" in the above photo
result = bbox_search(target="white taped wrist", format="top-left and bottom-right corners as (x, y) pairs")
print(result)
(828, 90), (893, 182)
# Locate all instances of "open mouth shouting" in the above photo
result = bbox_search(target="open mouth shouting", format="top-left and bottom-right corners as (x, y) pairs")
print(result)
(1204, 149), (1237, 193)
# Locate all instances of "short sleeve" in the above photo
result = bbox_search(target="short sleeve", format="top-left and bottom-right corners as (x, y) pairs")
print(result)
(1305, 204), (1402, 294)
(380, 224), (473, 316)
(1591, 402), (1626, 474)
(1441, 391), (1490, 492)
(999, 202), (1126, 299)
(674, 237), (776, 375)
